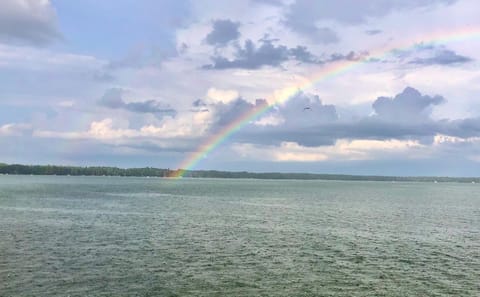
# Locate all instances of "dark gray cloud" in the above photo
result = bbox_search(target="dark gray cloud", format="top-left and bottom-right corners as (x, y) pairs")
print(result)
(205, 92), (338, 146)
(203, 39), (361, 69)
(327, 51), (364, 62)
(391, 43), (436, 61)
(410, 49), (472, 65)
(385, 44), (472, 67)
(284, 0), (454, 41)
(252, 0), (285, 6)
(0, 0), (61, 45)
(277, 92), (338, 124)
(442, 117), (480, 138)
(205, 19), (241, 46)
(203, 39), (289, 69)
(372, 87), (445, 122)
(238, 120), (440, 147)
(365, 29), (382, 35)
(191, 99), (209, 112)
(99, 88), (176, 118)
(289, 46), (318, 63)
(211, 98), (269, 129)
(210, 91), (338, 130)
(192, 99), (207, 107)
(259, 92), (339, 146)
(202, 87), (480, 148)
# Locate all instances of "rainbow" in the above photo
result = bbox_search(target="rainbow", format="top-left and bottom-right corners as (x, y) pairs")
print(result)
(172, 27), (479, 178)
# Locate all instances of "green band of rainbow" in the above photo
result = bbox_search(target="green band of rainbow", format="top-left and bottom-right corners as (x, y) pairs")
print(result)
(173, 27), (479, 178)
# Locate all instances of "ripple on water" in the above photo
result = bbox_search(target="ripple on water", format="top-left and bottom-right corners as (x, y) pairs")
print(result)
(0, 176), (479, 296)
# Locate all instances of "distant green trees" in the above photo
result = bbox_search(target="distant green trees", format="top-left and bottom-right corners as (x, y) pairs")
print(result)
(0, 164), (171, 177)
(0, 163), (478, 183)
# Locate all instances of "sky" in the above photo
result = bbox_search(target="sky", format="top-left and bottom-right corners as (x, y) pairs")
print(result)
(1, 0), (480, 176)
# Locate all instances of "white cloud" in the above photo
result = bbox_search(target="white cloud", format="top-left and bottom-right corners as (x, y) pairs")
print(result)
(0, 44), (105, 70)
(233, 139), (424, 162)
(206, 88), (239, 103)
(0, 44), (109, 107)
(1, 0), (480, 175)
(0, 123), (32, 136)
(34, 118), (196, 140)
(0, 0), (60, 45)
(254, 113), (284, 126)
(434, 134), (480, 145)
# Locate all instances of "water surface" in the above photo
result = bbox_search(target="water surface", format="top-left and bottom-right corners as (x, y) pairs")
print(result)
(1, 175), (479, 296)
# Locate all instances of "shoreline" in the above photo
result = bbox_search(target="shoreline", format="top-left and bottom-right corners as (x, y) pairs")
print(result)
(1, 163), (478, 183)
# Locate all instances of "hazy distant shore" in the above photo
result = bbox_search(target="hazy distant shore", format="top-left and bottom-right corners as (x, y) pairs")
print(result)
(1, 162), (478, 183)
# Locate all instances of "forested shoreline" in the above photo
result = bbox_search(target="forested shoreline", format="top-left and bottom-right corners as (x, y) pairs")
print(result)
(0, 163), (478, 183)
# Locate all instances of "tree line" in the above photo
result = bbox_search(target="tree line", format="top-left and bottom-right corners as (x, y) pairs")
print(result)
(0, 163), (171, 177)
(0, 163), (478, 183)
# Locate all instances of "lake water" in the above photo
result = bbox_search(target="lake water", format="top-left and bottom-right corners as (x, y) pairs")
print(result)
(0, 175), (479, 296)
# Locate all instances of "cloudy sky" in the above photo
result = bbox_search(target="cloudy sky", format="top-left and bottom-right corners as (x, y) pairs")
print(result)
(1, 0), (480, 176)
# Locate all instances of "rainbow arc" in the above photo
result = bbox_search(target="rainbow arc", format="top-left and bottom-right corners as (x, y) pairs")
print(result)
(172, 28), (479, 178)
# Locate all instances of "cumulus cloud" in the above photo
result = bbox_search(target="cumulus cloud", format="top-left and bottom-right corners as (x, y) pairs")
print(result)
(390, 44), (472, 66)
(256, 92), (339, 146)
(233, 139), (423, 162)
(214, 87), (480, 148)
(372, 86), (445, 122)
(288, 46), (318, 63)
(203, 92), (338, 146)
(205, 86), (480, 166)
(202, 39), (361, 69)
(203, 39), (289, 69)
(201, 91), (337, 136)
(30, 87), (480, 153)
(410, 49), (472, 65)
(210, 98), (269, 129)
(99, 88), (177, 118)
(36, 118), (191, 141)
(276, 92), (338, 125)
(20, 86), (480, 168)
(0, 0), (61, 45)
(206, 88), (239, 103)
(441, 117), (480, 139)
(327, 51), (365, 62)
(0, 123), (32, 136)
(205, 19), (241, 46)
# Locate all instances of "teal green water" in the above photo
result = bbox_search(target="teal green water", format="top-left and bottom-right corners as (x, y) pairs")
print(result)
(0, 175), (479, 296)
